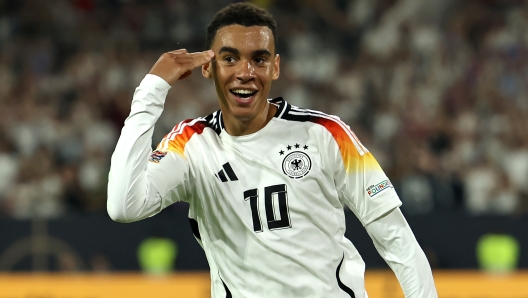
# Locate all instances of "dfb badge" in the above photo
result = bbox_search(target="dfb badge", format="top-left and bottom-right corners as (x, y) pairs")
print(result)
(279, 144), (311, 179)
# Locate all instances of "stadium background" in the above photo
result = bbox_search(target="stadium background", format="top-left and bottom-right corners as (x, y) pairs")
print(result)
(0, 0), (527, 296)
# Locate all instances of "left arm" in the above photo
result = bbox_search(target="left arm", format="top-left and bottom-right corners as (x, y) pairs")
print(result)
(365, 207), (438, 298)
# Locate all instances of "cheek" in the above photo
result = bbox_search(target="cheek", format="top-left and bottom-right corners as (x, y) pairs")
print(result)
(254, 64), (271, 75)
(212, 69), (227, 87)
(215, 67), (234, 84)
(260, 67), (274, 82)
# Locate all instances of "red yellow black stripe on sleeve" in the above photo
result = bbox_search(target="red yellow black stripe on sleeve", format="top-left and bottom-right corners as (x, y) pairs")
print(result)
(156, 119), (207, 157)
(311, 117), (381, 173)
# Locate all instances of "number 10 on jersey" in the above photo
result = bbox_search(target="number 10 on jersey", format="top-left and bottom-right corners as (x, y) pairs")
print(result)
(243, 184), (292, 232)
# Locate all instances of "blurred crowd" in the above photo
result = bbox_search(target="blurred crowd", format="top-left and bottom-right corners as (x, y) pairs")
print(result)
(0, 0), (527, 219)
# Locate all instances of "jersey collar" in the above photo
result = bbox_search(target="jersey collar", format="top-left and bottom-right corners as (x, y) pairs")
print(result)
(207, 97), (289, 135)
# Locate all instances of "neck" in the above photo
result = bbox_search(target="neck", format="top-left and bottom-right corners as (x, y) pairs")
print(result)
(222, 103), (277, 136)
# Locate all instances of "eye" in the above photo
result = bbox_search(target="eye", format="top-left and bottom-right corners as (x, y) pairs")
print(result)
(224, 56), (237, 63)
(254, 57), (266, 64)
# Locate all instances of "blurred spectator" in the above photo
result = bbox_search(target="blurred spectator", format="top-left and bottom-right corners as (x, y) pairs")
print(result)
(90, 251), (112, 273)
(56, 251), (81, 272)
(0, 0), (527, 218)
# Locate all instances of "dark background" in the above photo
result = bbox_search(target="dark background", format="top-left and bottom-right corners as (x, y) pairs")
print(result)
(0, 0), (527, 272)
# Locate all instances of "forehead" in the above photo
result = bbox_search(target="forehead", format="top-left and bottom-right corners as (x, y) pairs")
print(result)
(212, 25), (275, 53)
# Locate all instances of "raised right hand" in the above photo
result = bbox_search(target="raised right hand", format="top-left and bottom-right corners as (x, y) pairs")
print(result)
(148, 49), (215, 86)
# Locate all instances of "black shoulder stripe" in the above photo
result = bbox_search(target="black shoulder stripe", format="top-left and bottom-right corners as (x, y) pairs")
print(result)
(281, 104), (314, 122)
(290, 106), (327, 117)
(282, 112), (313, 122)
(278, 99), (290, 118)
(271, 97), (288, 119)
(218, 112), (224, 131)
(204, 113), (214, 125)
(204, 110), (222, 135)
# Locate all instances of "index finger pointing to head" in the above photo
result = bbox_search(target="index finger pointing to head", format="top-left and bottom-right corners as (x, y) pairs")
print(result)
(191, 50), (215, 68)
(169, 49), (188, 54)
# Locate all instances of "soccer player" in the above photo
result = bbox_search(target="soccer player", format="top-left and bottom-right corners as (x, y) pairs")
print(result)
(107, 3), (438, 297)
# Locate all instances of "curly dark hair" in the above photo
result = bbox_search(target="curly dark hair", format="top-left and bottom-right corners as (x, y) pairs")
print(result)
(206, 2), (278, 50)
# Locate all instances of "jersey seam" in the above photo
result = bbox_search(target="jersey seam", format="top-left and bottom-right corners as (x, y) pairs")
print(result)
(158, 178), (190, 205)
(361, 199), (402, 227)
(164, 124), (219, 155)
(158, 126), (210, 204)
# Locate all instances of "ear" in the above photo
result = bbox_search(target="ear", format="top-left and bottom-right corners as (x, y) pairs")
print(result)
(202, 61), (213, 78)
(272, 54), (280, 80)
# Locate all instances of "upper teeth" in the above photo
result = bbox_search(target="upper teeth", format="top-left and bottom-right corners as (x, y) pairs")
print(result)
(232, 89), (255, 94)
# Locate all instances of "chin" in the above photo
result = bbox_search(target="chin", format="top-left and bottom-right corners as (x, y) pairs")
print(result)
(231, 109), (256, 121)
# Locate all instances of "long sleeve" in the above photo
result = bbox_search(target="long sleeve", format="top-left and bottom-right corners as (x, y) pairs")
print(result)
(321, 117), (402, 226)
(365, 208), (438, 298)
(318, 116), (436, 297)
(107, 74), (190, 223)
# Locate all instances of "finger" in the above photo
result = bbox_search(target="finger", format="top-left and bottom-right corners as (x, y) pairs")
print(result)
(169, 49), (188, 55)
(190, 50), (215, 68)
(168, 53), (194, 62)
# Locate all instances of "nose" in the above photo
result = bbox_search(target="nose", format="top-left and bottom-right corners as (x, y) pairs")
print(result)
(235, 60), (255, 82)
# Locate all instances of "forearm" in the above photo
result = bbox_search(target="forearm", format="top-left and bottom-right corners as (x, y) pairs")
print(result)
(107, 75), (170, 223)
(365, 208), (438, 298)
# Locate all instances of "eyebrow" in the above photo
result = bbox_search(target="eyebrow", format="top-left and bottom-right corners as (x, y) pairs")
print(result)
(218, 47), (271, 57)
(253, 49), (271, 57)
(219, 46), (240, 55)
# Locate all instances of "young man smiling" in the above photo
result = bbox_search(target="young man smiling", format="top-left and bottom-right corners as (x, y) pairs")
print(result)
(205, 23), (280, 135)
(107, 2), (438, 298)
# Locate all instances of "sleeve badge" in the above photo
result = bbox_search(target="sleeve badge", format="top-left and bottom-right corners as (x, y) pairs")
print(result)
(366, 179), (393, 197)
(149, 150), (167, 163)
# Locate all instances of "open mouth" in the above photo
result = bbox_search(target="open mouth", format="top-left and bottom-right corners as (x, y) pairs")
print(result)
(230, 89), (258, 99)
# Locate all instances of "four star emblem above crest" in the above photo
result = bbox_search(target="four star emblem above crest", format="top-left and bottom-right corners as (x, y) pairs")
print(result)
(279, 144), (309, 155)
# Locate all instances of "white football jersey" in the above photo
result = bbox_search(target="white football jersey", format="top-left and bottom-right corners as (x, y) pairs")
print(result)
(108, 75), (403, 298)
